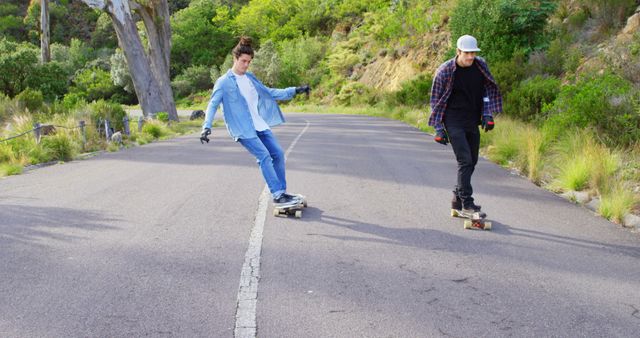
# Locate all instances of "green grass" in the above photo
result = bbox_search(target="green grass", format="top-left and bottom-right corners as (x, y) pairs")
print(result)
(0, 163), (23, 177)
(599, 182), (637, 224)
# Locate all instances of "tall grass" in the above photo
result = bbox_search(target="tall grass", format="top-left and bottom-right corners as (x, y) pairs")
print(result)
(599, 181), (637, 224)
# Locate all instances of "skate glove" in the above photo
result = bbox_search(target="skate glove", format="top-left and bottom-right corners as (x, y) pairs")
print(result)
(295, 85), (310, 95)
(434, 129), (449, 145)
(200, 128), (211, 144)
(482, 116), (495, 132)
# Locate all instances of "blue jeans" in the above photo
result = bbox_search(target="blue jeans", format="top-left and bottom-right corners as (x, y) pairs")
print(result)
(239, 130), (286, 199)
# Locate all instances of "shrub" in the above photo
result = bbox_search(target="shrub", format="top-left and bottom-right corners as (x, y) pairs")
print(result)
(40, 133), (76, 162)
(26, 61), (69, 102)
(387, 74), (432, 107)
(505, 75), (560, 122)
(156, 112), (169, 122)
(70, 67), (119, 102)
(334, 82), (376, 106)
(449, 0), (557, 62)
(541, 72), (640, 146)
(0, 39), (38, 97)
(88, 100), (127, 132)
(277, 36), (327, 88)
(250, 40), (280, 87)
(16, 88), (44, 113)
(171, 64), (212, 98)
(141, 121), (169, 139)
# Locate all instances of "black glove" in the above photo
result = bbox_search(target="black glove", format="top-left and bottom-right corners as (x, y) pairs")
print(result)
(295, 85), (310, 96)
(434, 129), (448, 145)
(482, 116), (495, 132)
(200, 128), (211, 144)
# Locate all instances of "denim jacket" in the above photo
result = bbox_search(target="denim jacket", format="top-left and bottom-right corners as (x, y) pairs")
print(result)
(203, 69), (296, 140)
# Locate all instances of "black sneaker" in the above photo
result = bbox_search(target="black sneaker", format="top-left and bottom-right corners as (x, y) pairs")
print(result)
(462, 202), (482, 213)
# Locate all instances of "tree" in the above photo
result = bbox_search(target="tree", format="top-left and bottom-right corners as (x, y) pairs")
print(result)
(80, 0), (178, 120)
(40, 0), (50, 63)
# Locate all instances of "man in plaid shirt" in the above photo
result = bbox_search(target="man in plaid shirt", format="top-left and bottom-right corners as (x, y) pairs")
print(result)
(428, 35), (503, 214)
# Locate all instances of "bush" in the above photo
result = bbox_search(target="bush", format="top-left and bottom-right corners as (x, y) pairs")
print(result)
(541, 72), (640, 146)
(26, 61), (69, 102)
(334, 82), (376, 106)
(15, 88), (44, 113)
(40, 133), (76, 162)
(277, 36), (327, 87)
(449, 0), (556, 62)
(70, 67), (119, 102)
(505, 75), (560, 121)
(142, 122), (168, 139)
(88, 100), (127, 132)
(156, 112), (169, 122)
(251, 40), (280, 87)
(387, 74), (432, 107)
(0, 39), (38, 97)
(171, 64), (212, 98)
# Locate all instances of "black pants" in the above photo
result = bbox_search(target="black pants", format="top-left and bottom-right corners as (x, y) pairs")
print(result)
(446, 124), (480, 207)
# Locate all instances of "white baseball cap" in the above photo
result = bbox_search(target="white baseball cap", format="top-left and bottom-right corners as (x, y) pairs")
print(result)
(456, 35), (481, 52)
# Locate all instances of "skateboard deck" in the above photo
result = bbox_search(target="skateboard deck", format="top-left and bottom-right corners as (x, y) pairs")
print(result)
(273, 195), (308, 218)
(451, 209), (492, 230)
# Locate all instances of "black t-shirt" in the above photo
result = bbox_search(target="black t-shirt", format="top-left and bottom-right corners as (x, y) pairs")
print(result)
(444, 61), (485, 128)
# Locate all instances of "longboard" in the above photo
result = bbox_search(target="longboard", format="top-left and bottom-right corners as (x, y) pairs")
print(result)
(451, 209), (492, 230)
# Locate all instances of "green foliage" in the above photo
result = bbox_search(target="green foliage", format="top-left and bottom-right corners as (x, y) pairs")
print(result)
(41, 133), (77, 162)
(0, 4), (25, 41)
(171, 0), (236, 76)
(27, 61), (69, 102)
(15, 88), (44, 113)
(505, 75), (560, 121)
(277, 36), (327, 87)
(387, 74), (432, 108)
(171, 64), (212, 97)
(599, 181), (637, 224)
(24, 1), (99, 45)
(156, 112), (169, 122)
(88, 100), (127, 132)
(91, 12), (117, 49)
(0, 39), (38, 97)
(541, 72), (640, 147)
(490, 52), (527, 94)
(334, 82), (376, 106)
(251, 40), (281, 87)
(327, 44), (361, 78)
(70, 67), (118, 102)
(0, 163), (23, 177)
(449, 0), (556, 62)
(142, 122), (169, 139)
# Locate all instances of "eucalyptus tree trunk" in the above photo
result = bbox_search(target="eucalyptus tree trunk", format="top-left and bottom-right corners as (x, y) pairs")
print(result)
(80, 0), (178, 120)
(40, 0), (50, 63)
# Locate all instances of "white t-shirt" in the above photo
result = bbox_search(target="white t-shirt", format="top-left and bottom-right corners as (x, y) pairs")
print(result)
(233, 71), (269, 131)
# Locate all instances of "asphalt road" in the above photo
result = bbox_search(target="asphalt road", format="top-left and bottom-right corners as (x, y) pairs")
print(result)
(1, 113), (639, 337)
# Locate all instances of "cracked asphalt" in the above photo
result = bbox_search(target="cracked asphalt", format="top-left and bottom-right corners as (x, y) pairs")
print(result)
(1, 113), (639, 337)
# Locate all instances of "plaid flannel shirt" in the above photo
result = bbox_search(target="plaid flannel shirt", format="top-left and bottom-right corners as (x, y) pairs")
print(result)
(428, 57), (503, 132)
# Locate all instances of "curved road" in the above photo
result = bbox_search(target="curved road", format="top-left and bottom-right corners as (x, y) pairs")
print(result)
(1, 113), (639, 337)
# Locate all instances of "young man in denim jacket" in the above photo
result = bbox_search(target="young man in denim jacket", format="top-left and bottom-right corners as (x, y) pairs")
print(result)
(201, 37), (309, 206)
(428, 35), (503, 214)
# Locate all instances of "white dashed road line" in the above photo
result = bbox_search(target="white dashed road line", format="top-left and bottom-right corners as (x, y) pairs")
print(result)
(234, 121), (310, 338)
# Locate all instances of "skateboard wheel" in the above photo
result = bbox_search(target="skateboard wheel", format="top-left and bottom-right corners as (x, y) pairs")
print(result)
(295, 210), (302, 218)
(451, 209), (458, 217)
(463, 220), (472, 229)
(273, 208), (280, 217)
(484, 221), (492, 230)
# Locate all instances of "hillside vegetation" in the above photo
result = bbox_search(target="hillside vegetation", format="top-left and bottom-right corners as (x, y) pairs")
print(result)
(2, 0), (640, 226)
